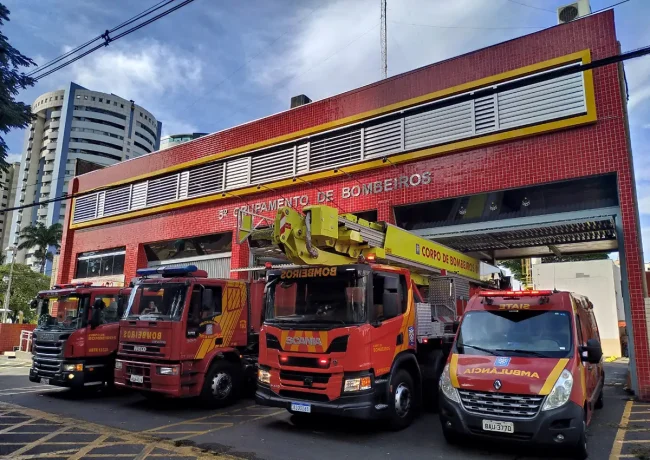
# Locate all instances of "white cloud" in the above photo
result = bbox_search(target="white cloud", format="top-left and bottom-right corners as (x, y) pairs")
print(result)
(6, 154), (21, 164)
(62, 38), (204, 136)
(249, 0), (542, 106)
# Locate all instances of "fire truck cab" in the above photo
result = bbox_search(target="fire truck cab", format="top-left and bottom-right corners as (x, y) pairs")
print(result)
(29, 284), (129, 389)
(114, 266), (264, 407)
(439, 290), (604, 459)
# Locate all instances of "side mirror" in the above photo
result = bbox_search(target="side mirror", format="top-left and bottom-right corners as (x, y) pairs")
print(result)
(581, 338), (603, 364)
(30, 299), (38, 310)
(384, 276), (399, 291)
(382, 292), (400, 319)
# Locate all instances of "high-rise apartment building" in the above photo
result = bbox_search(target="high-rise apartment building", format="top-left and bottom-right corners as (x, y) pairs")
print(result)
(0, 163), (20, 255)
(9, 82), (162, 273)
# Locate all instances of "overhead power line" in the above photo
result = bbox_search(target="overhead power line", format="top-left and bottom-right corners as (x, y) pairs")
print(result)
(26, 0), (174, 78)
(29, 0), (196, 82)
(4, 42), (650, 216)
(505, 0), (555, 13)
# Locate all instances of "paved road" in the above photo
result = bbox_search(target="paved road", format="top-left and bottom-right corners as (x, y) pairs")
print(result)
(0, 362), (639, 460)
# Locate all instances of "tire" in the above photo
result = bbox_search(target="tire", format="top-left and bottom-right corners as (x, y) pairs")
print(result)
(595, 387), (604, 410)
(387, 369), (415, 430)
(571, 415), (589, 460)
(200, 361), (240, 408)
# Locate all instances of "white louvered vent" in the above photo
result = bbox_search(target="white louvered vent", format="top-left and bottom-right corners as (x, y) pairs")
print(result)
(146, 174), (178, 206)
(497, 71), (585, 130)
(474, 95), (497, 134)
(188, 162), (223, 197)
(178, 171), (190, 199)
(296, 143), (309, 174)
(404, 101), (473, 149)
(364, 118), (402, 158)
(96, 192), (105, 217)
(251, 146), (294, 184)
(225, 157), (250, 189)
(131, 182), (148, 210)
(103, 186), (131, 216)
(73, 195), (98, 222)
(310, 129), (362, 171)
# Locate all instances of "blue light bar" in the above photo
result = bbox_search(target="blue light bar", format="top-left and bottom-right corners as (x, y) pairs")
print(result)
(136, 265), (199, 277)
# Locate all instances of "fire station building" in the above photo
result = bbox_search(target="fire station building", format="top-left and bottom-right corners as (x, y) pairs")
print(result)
(57, 11), (649, 396)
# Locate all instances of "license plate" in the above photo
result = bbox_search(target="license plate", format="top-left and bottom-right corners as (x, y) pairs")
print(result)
(41, 378), (49, 385)
(134, 346), (147, 352)
(130, 374), (144, 384)
(290, 402), (311, 413)
(482, 419), (514, 433)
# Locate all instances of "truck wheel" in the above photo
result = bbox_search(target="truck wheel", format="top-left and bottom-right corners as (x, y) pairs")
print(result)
(201, 361), (240, 408)
(571, 415), (589, 460)
(387, 369), (415, 430)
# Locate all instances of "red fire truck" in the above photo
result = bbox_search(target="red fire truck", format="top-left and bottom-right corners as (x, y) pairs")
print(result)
(249, 205), (496, 429)
(29, 283), (129, 389)
(113, 266), (265, 407)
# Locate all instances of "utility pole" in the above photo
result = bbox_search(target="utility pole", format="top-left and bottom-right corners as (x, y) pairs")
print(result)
(1, 246), (17, 323)
(380, 0), (387, 79)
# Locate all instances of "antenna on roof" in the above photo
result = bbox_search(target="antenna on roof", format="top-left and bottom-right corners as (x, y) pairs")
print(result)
(380, 0), (387, 79)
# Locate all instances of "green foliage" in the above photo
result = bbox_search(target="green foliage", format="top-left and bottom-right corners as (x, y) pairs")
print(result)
(498, 259), (524, 282)
(498, 253), (612, 282)
(0, 3), (36, 171)
(18, 223), (63, 273)
(0, 263), (50, 323)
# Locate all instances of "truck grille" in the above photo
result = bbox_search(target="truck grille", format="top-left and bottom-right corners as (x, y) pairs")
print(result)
(32, 337), (65, 376)
(280, 370), (330, 385)
(458, 390), (544, 419)
(120, 341), (164, 357)
(125, 362), (153, 389)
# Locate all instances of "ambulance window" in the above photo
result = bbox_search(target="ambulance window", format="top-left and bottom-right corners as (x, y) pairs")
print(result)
(188, 287), (202, 328)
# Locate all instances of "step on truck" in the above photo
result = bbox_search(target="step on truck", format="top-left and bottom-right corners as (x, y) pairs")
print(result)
(113, 266), (265, 407)
(29, 283), (130, 389)
(244, 205), (495, 429)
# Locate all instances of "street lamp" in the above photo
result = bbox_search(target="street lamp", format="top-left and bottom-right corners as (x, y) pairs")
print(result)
(1, 246), (17, 324)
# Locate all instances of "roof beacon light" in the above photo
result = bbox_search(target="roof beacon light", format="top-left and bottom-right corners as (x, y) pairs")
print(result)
(480, 290), (554, 298)
(136, 265), (201, 278)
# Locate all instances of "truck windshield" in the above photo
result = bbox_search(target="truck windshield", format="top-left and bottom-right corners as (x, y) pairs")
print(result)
(456, 310), (572, 359)
(264, 268), (368, 326)
(124, 283), (188, 321)
(37, 296), (87, 330)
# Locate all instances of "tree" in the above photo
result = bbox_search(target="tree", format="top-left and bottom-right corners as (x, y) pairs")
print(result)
(0, 263), (50, 323)
(498, 259), (524, 282)
(18, 223), (62, 273)
(0, 3), (36, 171)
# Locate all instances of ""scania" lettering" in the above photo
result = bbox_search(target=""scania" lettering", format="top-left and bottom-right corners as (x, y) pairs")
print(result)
(285, 337), (323, 346)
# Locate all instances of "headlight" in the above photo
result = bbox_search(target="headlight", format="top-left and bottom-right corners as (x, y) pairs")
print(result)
(156, 366), (179, 376)
(439, 364), (460, 403)
(258, 369), (271, 384)
(64, 364), (83, 372)
(542, 369), (573, 411)
(115, 361), (123, 370)
(343, 376), (372, 392)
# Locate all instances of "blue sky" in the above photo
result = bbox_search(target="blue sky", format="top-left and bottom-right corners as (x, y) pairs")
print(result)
(3, 0), (650, 260)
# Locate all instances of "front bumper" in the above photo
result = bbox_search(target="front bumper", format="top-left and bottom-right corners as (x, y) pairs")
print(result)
(256, 382), (388, 419)
(439, 393), (584, 447)
(29, 360), (106, 388)
(114, 359), (186, 397)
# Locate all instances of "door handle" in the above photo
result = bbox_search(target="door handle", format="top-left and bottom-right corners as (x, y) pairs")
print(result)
(396, 333), (403, 346)
(587, 365), (593, 371)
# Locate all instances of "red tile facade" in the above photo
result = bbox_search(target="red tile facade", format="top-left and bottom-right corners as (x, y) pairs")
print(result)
(0, 324), (36, 353)
(57, 12), (650, 397)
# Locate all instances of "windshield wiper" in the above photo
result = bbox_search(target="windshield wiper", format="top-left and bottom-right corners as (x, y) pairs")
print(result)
(457, 343), (500, 356)
(494, 348), (550, 358)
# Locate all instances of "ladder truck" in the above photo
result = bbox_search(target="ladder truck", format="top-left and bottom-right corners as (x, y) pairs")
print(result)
(246, 204), (491, 429)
